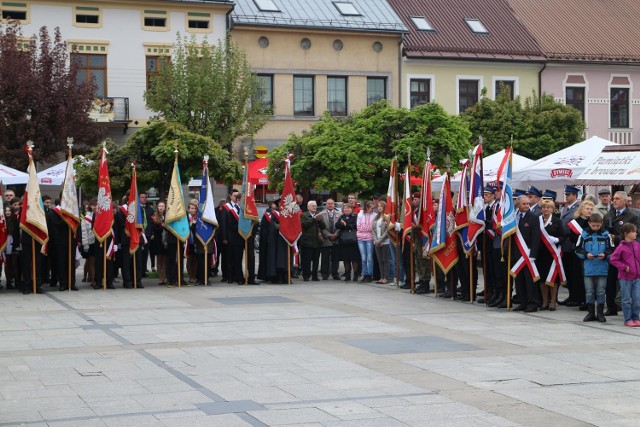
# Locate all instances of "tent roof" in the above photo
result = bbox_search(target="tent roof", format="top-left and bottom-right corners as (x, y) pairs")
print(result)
(574, 144), (640, 185)
(512, 136), (616, 187)
(0, 164), (28, 185)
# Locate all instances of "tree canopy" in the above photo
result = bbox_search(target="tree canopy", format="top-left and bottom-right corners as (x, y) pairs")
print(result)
(144, 33), (268, 156)
(267, 101), (472, 196)
(0, 22), (103, 170)
(461, 88), (585, 159)
(75, 121), (242, 199)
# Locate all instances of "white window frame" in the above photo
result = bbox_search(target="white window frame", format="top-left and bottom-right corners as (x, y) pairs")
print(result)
(563, 73), (588, 128)
(465, 18), (488, 34)
(608, 74), (632, 129)
(333, 1), (361, 16)
(456, 75), (483, 114)
(73, 5), (102, 28)
(0, 1), (30, 24)
(142, 9), (170, 32)
(185, 11), (212, 34)
(491, 76), (519, 100)
(410, 16), (434, 31)
(254, 0), (280, 12)
(406, 74), (435, 109)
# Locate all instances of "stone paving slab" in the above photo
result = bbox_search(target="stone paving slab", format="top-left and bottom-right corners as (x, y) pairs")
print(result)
(1, 276), (640, 426)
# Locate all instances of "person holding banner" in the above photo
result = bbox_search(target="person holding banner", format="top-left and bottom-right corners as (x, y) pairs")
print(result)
(511, 195), (541, 312)
(220, 190), (245, 284)
(49, 197), (79, 291)
(559, 185), (582, 307)
(537, 199), (564, 311)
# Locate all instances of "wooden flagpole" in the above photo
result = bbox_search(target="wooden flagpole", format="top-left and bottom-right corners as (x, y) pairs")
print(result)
(287, 245), (291, 284)
(177, 243), (181, 287)
(32, 237), (36, 295)
(204, 246), (208, 286)
(507, 238), (512, 310)
(469, 253), (473, 303)
(482, 236), (488, 303)
(433, 259), (437, 296)
(68, 229), (72, 291)
(103, 243), (107, 289)
(244, 238), (248, 285)
(133, 251), (137, 289)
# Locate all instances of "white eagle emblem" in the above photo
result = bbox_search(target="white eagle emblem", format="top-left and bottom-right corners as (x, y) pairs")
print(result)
(96, 187), (111, 213)
(127, 202), (136, 223)
(445, 212), (456, 236)
(280, 194), (301, 218)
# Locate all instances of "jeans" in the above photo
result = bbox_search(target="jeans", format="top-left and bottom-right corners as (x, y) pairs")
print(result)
(358, 240), (374, 276)
(388, 243), (404, 281)
(619, 279), (640, 323)
(584, 276), (607, 305)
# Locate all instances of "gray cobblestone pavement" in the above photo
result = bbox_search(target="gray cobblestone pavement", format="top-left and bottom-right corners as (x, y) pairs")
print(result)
(1, 277), (639, 426)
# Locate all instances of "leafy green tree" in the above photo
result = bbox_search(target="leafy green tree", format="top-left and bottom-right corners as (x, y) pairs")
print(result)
(75, 121), (242, 199)
(268, 101), (472, 196)
(462, 89), (584, 159)
(144, 33), (268, 156)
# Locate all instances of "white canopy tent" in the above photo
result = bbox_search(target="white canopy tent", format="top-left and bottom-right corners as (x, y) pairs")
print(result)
(37, 159), (68, 186)
(0, 164), (28, 185)
(433, 149), (534, 192)
(512, 136), (616, 190)
(574, 144), (640, 186)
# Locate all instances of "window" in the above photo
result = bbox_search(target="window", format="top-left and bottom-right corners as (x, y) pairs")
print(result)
(465, 18), (488, 34)
(410, 79), (430, 108)
(255, 74), (273, 111)
(143, 10), (168, 30)
(333, 2), (360, 16)
(187, 11), (211, 32)
(367, 77), (386, 105)
(327, 76), (347, 116)
(74, 6), (100, 27)
(410, 16), (434, 31)
(72, 53), (107, 98)
(146, 56), (169, 93)
(1, 1), (28, 22)
(611, 88), (629, 128)
(254, 0), (280, 12)
(459, 80), (479, 113)
(293, 76), (314, 116)
(495, 80), (515, 100)
(566, 87), (585, 122)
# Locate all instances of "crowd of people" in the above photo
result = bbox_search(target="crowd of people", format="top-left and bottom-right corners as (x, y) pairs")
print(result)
(2, 184), (640, 327)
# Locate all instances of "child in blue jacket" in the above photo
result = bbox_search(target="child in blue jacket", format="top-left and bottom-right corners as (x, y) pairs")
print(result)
(576, 213), (614, 322)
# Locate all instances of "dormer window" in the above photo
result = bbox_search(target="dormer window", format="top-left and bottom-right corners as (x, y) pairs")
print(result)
(410, 16), (434, 31)
(333, 2), (361, 16)
(465, 18), (488, 34)
(254, 0), (280, 12)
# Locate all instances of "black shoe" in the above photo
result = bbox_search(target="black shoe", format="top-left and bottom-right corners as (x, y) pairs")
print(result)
(303, 278), (310, 282)
(415, 285), (428, 294)
(58, 285), (66, 291)
(558, 297), (571, 306)
(399, 283), (410, 289)
(312, 277), (320, 282)
(477, 297), (485, 304)
(566, 300), (581, 307)
(477, 290), (485, 297)
(246, 280), (259, 285)
(497, 300), (508, 309)
(596, 304), (607, 322)
(106, 284), (116, 289)
(583, 304), (596, 322)
(322, 276), (329, 280)
(513, 304), (527, 312)
(70, 286), (79, 291)
(442, 292), (452, 298)
(22, 289), (30, 295)
(332, 275), (341, 280)
(604, 308), (618, 316)
(123, 284), (133, 289)
(489, 295), (504, 308)
(36, 288), (46, 294)
(136, 284), (144, 289)
(524, 307), (538, 313)
(227, 279), (235, 284)
(454, 295), (465, 301)
(92, 284), (102, 289)
(578, 303), (588, 311)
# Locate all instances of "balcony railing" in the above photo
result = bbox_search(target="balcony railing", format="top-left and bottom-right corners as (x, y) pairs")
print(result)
(608, 129), (633, 145)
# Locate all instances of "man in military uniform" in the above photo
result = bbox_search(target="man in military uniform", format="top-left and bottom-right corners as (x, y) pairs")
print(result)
(526, 186), (543, 216)
(559, 185), (582, 306)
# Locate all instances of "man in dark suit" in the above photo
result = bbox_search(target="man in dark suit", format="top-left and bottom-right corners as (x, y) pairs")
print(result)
(526, 186), (543, 217)
(559, 185), (581, 306)
(511, 195), (541, 312)
(220, 190), (245, 284)
(139, 192), (155, 276)
(604, 191), (640, 315)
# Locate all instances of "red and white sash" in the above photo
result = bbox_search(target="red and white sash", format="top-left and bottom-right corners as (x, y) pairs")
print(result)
(539, 216), (566, 286)
(510, 227), (540, 281)
(224, 203), (240, 221)
(568, 219), (583, 236)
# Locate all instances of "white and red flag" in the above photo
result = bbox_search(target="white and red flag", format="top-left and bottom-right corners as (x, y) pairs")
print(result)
(93, 146), (114, 243)
(279, 155), (301, 246)
(19, 145), (48, 246)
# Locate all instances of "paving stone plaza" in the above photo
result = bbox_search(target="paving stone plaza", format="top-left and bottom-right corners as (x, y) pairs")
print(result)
(2, 278), (640, 426)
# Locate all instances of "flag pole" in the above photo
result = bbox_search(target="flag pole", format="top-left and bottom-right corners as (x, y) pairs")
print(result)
(177, 243), (181, 288)
(433, 259), (437, 296)
(68, 228), (72, 291)
(133, 251), (137, 289)
(507, 238), (512, 310)
(408, 148), (415, 294)
(468, 150), (473, 303)
(32, 237), (36, 295)
(287, 245), (291, 284)
(103, 243), (106, 289)
(244, 148), (249, 286)
(244, 238), (248, 285)
(204, 246), (208, 286)
(478, 136), (488, 303)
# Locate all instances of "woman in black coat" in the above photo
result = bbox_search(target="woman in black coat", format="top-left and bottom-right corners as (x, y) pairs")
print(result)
(537, 199), (565, 310)
(336, 204), (359, 281)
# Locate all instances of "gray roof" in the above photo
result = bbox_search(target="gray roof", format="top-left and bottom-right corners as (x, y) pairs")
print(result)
(232, 0), (407, 33)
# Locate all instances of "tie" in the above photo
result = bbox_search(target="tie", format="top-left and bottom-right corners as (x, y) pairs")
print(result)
(518, 212), (524, 222)
(616, 210), (621, 217)
(329, 211), (335, 232)
(142, 207), (148, 229)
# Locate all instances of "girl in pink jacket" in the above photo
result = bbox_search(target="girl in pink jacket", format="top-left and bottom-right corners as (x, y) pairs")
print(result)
(609, 223), (640, 327)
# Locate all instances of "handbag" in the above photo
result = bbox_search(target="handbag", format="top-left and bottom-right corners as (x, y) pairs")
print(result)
(340, 228), (357, 245)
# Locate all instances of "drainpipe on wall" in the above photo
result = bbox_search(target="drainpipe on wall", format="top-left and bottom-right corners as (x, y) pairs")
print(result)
(398, 35), (405, 108)
(538, 62), (547, 105)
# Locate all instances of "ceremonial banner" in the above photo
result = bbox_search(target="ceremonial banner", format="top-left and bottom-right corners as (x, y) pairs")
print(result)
(196, 157), (218, 246)
(94, 147), (114, 242)
(429, 173), (459, 273)
(59, 151), (80, 234)
(401, 164), (413, 249)
(165, 158), (190, 242)
(419, 159), (435, 255)
(467, 144), (485, 245)
(239, 160), (258, 239)
(455, 160), (473, 253)
(385, 158), (398, 244)
(279, 155), (301, 246)
(20, 147), (48, 245)
(125, 163), (143, 253)
(498, 148), (517, 243)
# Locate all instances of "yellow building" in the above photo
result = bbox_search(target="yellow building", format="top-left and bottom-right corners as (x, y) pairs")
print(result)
(231, 0), (407, 150)
(388, 0), (545, 115)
